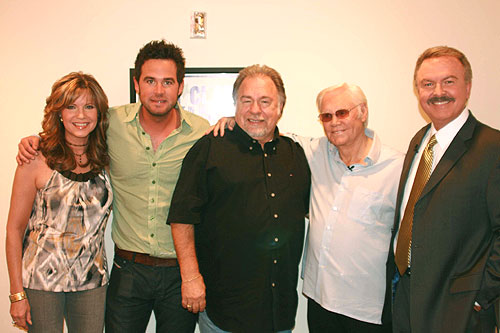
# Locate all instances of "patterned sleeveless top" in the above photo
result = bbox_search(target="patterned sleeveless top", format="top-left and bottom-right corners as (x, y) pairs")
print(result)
(22, 169), (113, 292)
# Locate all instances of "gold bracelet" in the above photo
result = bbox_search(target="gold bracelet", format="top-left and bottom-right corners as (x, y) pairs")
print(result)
(183, 274), (202, 283)
(9, 291), (27, 303)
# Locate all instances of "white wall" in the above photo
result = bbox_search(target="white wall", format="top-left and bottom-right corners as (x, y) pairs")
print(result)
(1, 0), (499, 331)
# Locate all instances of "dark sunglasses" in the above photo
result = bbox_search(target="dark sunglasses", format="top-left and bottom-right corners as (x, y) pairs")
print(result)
(318, 103), (363, 122)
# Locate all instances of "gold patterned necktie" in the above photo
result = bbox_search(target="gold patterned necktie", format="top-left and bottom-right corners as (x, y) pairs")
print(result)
(395, 134), (437, 275)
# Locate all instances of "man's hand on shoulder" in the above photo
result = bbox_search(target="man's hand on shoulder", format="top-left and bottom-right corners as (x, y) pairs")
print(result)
(204, 117), (236, 137)
(16, 136), (40, 166)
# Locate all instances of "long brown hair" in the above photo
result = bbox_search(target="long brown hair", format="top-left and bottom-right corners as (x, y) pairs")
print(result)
(40, 72), (109, 172)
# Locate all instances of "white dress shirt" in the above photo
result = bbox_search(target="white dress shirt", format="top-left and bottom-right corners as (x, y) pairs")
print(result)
(290, 129), (404, 324)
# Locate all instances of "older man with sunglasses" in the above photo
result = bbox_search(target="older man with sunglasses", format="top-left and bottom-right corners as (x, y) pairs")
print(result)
(212, 82), (403, 331)
(290, 83), (403, 332)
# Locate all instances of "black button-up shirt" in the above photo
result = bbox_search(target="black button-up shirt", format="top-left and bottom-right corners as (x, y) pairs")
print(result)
(167, 124), (310, 332)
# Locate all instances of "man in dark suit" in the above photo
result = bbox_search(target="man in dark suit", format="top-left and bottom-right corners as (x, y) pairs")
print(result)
(384, 46), (500, 332)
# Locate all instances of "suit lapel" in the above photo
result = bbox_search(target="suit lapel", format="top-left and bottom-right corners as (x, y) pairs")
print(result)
(392, 125), (430, 232)
(420, 114), (477, 198)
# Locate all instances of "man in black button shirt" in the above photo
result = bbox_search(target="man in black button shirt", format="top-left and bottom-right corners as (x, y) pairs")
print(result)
(167, 64), (311, 333)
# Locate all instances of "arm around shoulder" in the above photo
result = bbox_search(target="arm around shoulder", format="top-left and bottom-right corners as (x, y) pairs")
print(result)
(16, 135), (41, 166)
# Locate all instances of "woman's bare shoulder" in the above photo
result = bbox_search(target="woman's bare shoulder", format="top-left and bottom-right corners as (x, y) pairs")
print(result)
(16, 153), (53, 189)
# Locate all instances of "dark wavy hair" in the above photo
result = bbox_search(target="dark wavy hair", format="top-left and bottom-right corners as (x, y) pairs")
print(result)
(134, 40), (186, 84)
(39, 72), (109, 173)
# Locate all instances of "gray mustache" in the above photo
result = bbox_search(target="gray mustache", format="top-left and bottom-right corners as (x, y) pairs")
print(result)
(427, 96), (455, 104)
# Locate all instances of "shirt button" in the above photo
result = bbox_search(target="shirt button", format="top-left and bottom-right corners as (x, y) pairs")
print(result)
(271, 283), (276, 287)
(151, 198), (155, 203)
(252, 140), (257, 143)
(274, 237), (279, 242)
(270, 193), (275, 198)
(267, 173), (272, 177)
(249, 146), (253, 151)
(150, 233), (154, 238)
(273, 214), (278, 219)
(142, 131), (146, 135)
(273, 259), (278, 264)
(152, 162), (156, 167)
(146, 147), (150, 150)
(273, 147), (276, 150)
(264, 153), (268, 157)
(152, 180), (156, 184)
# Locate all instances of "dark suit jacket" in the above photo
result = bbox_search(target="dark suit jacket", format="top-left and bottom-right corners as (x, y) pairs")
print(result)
(383, 113), (500, 332)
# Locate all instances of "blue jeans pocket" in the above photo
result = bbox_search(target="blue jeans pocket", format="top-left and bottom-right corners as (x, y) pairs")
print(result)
(112, 256), (131, 269)
(108, 256), (135, 297)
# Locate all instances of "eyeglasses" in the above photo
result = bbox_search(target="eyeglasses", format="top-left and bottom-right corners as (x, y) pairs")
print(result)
(318, 103), (363, 123)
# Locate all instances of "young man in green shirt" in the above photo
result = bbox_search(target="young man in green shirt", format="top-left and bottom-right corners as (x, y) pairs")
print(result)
(17, 40), (210, 332)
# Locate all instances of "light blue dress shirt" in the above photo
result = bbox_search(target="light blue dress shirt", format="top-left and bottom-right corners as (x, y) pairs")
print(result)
(290, 129), (404, 324)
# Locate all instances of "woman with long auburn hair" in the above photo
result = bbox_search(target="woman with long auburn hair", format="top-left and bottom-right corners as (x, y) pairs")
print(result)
(6, 72), (112, 332)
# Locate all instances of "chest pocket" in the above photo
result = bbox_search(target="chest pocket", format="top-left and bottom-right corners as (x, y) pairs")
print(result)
(347, 187), (385, 225)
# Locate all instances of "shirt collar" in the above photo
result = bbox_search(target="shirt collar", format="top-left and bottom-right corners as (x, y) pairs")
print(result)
(430, 108), (469, 148)
(363, 128), (381, 166)
(233, 123), (280, 148)
(123, 102), (193, 130)
(123, 103), (142, 122)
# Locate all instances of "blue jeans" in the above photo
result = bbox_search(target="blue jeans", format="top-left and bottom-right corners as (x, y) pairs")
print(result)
(26, 285), (106, 333)
(105, 255), (196, 332)
(198, 310), (292, 333)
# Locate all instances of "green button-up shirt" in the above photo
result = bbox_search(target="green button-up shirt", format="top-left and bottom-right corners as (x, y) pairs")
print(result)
(107, 103), (209, 258)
